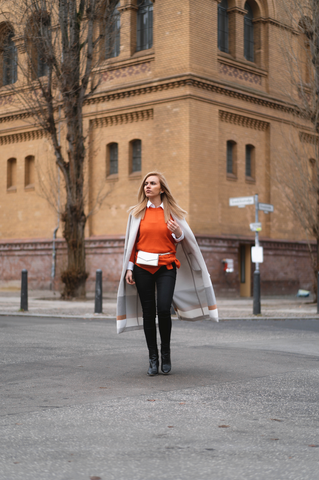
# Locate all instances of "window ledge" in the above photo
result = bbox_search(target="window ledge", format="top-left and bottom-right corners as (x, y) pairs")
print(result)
(97, 50), (154, 72)
(129, 171), (142, 180)
(218, 53), (268, 76)
(245, 176), (256, 184)
(0, 83), (16, 92)
(227, 173), (237, 181)
(132, 47), (155, 59)
(25, 184), (35, 191)
(7, 186), (17, 193)
(106, 173), (119, 182)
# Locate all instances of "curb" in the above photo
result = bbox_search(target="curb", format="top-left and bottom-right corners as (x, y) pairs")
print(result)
(1, 312), (319, 321)
(0, 312), (116, 320)
(219, 316), (319, 321)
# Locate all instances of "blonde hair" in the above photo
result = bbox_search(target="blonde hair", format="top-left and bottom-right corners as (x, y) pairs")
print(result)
(129, 171), (187, 222)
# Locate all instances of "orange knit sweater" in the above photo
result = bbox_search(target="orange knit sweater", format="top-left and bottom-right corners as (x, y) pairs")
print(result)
(129, 207), (181, 273)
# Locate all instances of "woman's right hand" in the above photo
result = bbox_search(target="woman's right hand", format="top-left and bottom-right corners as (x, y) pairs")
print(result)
(125, 270), (135, 285)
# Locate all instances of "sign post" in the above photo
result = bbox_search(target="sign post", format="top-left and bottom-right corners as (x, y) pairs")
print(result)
(229, 195), (274, 315)
(253, 194), (261, 315)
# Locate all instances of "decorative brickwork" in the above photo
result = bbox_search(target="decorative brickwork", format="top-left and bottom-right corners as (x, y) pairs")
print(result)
(0, 77), (296, 123)
(219, 62), (262, 85)
(100, 61), (152, 84)
(299, 131), (319, 145)
(0, 129), (47, 145)
(0, 95), (14, 107)
(0, 112), (33, 124)
(85, 77), (294, 113)
(91, 109), (153, 129)
(219, 110), (269, 131)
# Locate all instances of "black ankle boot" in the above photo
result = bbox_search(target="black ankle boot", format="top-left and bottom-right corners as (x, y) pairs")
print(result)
(161, 346), (171, 374)
(147, 350), (159, 376)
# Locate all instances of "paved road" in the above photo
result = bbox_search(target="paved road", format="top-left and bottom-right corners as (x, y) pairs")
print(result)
(1, 316), (319, 480)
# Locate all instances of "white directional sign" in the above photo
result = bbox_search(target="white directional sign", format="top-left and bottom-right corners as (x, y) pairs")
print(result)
(258, 202), (274, 213)
(250, 222), (262, 232)
(229, 196), (255, 208)
(251, 246), (264, 263)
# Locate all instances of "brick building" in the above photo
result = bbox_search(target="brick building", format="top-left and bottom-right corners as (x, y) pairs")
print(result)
(0, 0), (315, 296)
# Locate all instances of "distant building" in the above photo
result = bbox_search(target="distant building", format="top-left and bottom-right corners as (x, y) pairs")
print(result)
(0, 0), (314, 295)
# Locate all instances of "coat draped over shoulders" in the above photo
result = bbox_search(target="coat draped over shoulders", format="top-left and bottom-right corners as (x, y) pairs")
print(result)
(116, 213), (218, 334)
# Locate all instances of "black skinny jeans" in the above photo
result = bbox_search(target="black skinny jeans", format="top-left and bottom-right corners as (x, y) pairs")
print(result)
(133, 264), (176, 354)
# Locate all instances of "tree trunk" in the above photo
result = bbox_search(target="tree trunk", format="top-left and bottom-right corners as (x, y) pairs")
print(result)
(61, 205), (88, 298)
(60, 97), (87, 298)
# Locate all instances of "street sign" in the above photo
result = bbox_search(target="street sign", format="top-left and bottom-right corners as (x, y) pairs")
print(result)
(251, 246), (264, 263)
(250, 222), (262, 232)
(229, 196), (255, 208)
(258, 202), (274, 213)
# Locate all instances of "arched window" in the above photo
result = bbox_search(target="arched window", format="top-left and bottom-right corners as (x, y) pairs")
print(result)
(2, 31), (17, 86)
(226, 140), (237, 176)
(104, 1), (120, 59)
(137, 0), (153, 52)
(244, 2), (254, 62)
(7, 157), (17, 190)
(245, 144), (255, 179)
(27, 12), (50, 80)
(218, 0), (229, 53)
(25, 155), (35, 188)
(107, 142), (118, 176)
(130, 139), (142, 173)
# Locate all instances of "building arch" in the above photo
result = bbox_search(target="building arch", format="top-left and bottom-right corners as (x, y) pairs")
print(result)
(239, 0), (269, 18)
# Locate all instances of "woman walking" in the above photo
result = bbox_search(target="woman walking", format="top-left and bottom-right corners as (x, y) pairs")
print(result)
(117, 172), (218, 376)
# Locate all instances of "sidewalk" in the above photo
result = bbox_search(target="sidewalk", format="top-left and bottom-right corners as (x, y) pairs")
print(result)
(0, 288), (318, 320)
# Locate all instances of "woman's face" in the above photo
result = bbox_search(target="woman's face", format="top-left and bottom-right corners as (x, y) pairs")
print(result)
(144, 175), (162, 201)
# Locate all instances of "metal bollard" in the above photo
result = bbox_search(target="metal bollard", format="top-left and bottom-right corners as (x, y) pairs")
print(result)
(94, 269), (103, 314)
(253, 270), (261, 315)
(20, 269), (28, 311)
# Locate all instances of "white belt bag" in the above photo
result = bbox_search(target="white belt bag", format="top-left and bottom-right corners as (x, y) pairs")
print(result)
(136, 251), (172, 267)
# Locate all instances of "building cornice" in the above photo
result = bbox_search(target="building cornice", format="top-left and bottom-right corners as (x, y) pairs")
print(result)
(0, 128), (47, 145)
(299, 131), (319, 145)
(91, 108), (153, 128)
(0, 74), (298, 126)
(84, 76), (296, 114)
(219, 110), (269, 131)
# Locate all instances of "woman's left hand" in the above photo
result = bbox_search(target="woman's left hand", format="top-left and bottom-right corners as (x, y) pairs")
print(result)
(167, 219), (182, 238)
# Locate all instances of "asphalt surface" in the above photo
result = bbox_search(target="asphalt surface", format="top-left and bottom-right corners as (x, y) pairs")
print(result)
(1, 316), (319, 480)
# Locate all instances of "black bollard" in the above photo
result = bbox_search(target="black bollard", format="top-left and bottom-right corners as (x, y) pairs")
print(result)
(20, 269), (28, 311)
(253, 270), (261, 315)
(317, 272), (319, 314)
(94, 269), (103, 314)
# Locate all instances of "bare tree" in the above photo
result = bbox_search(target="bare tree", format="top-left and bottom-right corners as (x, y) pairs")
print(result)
(276, 0), (319, 293)
(0, 0), (119, 297)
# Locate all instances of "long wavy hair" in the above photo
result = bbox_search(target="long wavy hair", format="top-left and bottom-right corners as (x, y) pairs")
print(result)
(129, 171), (187, 222)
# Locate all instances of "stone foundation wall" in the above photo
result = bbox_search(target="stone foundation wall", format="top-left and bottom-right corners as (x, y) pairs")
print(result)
(0, 235), (315, 296)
